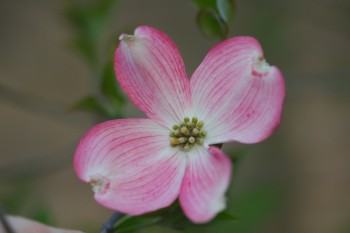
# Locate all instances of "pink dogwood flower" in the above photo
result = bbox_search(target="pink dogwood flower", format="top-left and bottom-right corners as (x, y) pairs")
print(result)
(74, 26), (285, 223)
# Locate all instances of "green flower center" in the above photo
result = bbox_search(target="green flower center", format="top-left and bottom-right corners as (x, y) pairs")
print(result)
(169, 117), (206, 150)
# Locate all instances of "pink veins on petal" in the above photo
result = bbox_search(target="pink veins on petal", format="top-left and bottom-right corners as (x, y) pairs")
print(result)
(74, 26), (285, 223)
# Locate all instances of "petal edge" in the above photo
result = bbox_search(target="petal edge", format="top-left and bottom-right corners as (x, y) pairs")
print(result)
(179, 146), (232, 223)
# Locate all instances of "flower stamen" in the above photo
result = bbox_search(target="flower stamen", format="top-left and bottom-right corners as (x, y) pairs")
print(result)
(252, 56), (272, 77)
(169, 117), (206, 150)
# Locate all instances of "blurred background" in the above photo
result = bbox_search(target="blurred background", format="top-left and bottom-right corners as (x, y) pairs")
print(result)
(0, 0), (349, 232)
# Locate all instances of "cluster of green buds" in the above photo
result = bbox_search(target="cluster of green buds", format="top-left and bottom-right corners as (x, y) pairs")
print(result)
(169, 117), (206, 150)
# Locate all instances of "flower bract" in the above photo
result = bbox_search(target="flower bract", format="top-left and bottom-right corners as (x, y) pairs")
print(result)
(74, 26), (285, 223)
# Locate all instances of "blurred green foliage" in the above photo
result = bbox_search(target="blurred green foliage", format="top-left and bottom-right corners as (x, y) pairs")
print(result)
(67, 0), (126, 119)
(71, 58), (125, 119)
(192, 0), (236, 40)
(1, 183), (54, 225)
(30, 205), (54, 226)
(66, 0), (118, 67)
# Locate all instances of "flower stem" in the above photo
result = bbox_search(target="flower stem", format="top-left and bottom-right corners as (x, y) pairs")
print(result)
(101, 212), (123, 233)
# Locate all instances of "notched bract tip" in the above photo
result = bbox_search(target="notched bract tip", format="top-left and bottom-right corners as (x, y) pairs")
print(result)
(252, 56), (272, 77)
(89, 175), (110, 195)
(119, 33), (136, 43)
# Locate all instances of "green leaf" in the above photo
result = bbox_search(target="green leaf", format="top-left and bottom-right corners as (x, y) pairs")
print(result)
(161, 209), (236, 230)
(192, 0), (235, 40)
(216, 0), (236, 23)
(215, 211), (238, 221)
(192, 0), (217, 10)
(112, 202), (237, 232)
(158, 205), (236, 231)
(71, 96), (108, 117)
(114, 214), (161, 233)
(196, 8), (228, 39)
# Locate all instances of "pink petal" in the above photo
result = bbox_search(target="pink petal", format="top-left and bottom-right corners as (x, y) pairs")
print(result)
(115, 26), (191, 128)
(179, 146), (232, 223)
(190, 36), (285, 144)
(4, 216), (83, 233)
(74, 118), (187, 215)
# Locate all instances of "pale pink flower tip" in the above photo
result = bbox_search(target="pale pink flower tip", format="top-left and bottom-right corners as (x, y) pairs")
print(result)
(74, 26), (285, 223)
(2, 216), (83, 233)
